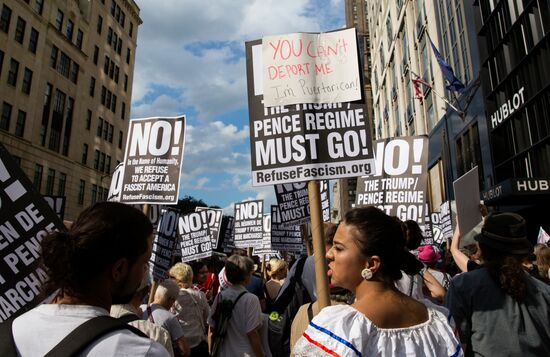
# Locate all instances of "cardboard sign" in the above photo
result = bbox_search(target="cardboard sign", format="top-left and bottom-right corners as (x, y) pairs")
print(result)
(43, 196), (66, 220)
(0, 144), (65, 322)
(355, 136), (429, 223)
(270, 206), (303, 252)
(221, 216), (235, 253)
(246, 40), (374, 186)
(262, 28), (361, 107)
(453, 166), (482, 234)
(439, 201), (453, 241)
(275, 180), (330, 226)
(178, 211), (213, 262)
(233, 200), (264, 249)
(195, 207), (223, 249)
(121, 116), (186, 204)
(150, 207), (180, 280)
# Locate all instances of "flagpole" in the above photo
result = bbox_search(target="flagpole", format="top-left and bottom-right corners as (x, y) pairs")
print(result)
(411, 70), (464, 119)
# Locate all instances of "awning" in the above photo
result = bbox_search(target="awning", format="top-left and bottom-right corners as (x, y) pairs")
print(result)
(481, 177), (550, 205)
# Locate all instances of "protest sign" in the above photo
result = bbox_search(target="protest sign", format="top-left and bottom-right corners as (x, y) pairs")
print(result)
(0, 144), (65, 322)
(107, 162), (124, 202)
(43, 196), (66, 220)
(355, 136), (429, 223)
(233, 200), (264, 249)
(178, 211), (212, 262)
(120, 116), (185, 204)
(439, 201), (453, 241)
(195, 207), (223, 249)
(453, 166), (481, 234)
(262, 28), (361, 107)
(253, 214), (280, 258)
(150, 207), (179, 280)
(274, 180), (330, 226)
(421, 208), (435, 246)
(246, 40), (374, 186)
(270, 205), (303, 252)
(221, 216), (235, 253)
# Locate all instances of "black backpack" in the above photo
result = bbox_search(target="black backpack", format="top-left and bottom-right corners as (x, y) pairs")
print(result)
(267, 256), (311, 356)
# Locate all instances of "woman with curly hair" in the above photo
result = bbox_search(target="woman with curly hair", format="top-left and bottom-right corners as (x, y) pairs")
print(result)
(445, 213), (550, 356)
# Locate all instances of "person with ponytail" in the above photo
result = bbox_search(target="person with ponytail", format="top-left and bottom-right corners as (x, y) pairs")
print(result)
(445, 212), (550, 356)
(293, 207), (461, 356)
(11, 202), (170, 356)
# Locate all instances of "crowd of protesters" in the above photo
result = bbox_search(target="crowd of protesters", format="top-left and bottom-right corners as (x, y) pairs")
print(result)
(3, 201), (550, 356)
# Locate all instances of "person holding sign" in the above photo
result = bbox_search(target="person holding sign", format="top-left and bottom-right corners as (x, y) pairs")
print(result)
(293, 207), (460, 356)
(9, 202), (170, 356)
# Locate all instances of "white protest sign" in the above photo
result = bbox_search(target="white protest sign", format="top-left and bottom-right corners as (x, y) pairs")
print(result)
(262, 28), (361, 106)
(453, 166), (482, 235)
(355, 136), (429, 223)
(150, 207), (179, 280)
(121, 116), (185, 204)
(233, 200), (264, 249)
(195, 207), (223, 250)
(178, 211), (212, 262)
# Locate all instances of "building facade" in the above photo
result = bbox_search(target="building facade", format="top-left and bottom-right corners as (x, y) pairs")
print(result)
(0, 0), (141, 221)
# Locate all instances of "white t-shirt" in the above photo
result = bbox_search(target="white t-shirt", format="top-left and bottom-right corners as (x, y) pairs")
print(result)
(12, 304), (169, 356)
(208, 285), (263, 356)
(141, 304), (185, 341)
(171, 288), (210, 348)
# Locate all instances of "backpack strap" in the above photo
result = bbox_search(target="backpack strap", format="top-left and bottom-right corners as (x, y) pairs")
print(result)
(44, 315), (147, 357)
(118, 313), (141, 324)
(306, 302), (314, 322)
(233, 291), (248, 308)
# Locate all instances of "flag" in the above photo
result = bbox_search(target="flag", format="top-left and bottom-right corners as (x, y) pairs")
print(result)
(428, 36), (465, 92)
(412, 77), (432, 99)
(538, 226), (550, 244)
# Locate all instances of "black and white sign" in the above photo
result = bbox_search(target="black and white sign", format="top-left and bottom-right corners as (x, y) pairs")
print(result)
(221, 216), (235, 253)
(421, 208), (435, 246)
(0, 144), (65, 322)
(178, 211), (212, 262)
(121, 116), (185, 204)
(195, 207), (223, 250)
(275, 180), (330, 226)
(43, 196), (66, 220)
(150, 207), (180, 280)
(253, 214), (280, 258)
(271, 206), (303, 252)
(355, 136), (429, 223)
(233, 200), (264, 249)
(107, 163), (124, 202)
(246, 40), (374, 186)
(439, 201), (453, 241)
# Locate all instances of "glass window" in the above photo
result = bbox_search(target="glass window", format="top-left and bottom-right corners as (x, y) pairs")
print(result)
(15, 110), (26, 137)
(58, 172), (66, 196)
(55, 9), (64, 32)
(97, 117), (103, 137)
(93, 46), (99, 64)
(34, 164), (43, 192)
(69, 61), (78, 83)
(76, 29), (83, 49)
(50, 46), (58, 68)
(22, 67), (33, 94)
(15, 16), (26, 44)
(93, 150), (99, 169)
(89, 76), (95, 97)
(66, 19), (73, 41)
(28, 28), (38, 53)
(0, 5), (12, 33)
(118, 130), (123, 149)
(78, 179), (85, 205)
(34, 0), (44, 15)
(58, 52), (70, 77)
(82, 143), (88, 164)
(86, 109), (92, 130)
(46, 168), (55, 195)
(7, 58), (19, 86)
(97, 15), (103, 34)
(1, 101), (12, 131)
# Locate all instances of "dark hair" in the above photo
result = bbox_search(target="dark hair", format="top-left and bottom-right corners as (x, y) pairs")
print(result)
(324, 222), (338, 246)
(41, 202), (153, 296)
(225, 255), (254, 284)
(403, 220), (423, 250)
(344, 207), (423, 281)
(191, 261), (208, 283)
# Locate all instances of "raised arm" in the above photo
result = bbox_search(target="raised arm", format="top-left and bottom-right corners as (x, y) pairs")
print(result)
(450, 223), (470, 272)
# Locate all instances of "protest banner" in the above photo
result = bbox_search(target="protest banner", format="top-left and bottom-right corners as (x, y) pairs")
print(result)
(246, 40), (374, 186)
(221, 216), (235, 253)
(43, 196), (66, 220)
(233, 200), (264, 249)
(0, 144), (65, 322)
(453, 167), (481, 234)
(439, 201), (453, 241)
(421, 207), (435, 246)
(262, 28), (361, 107)
(195, 207), (223, 249)
(253, 214), (280, 258)
(355, 136), (429, 223)
(107, 162), (124, 202)
(270, 205), (303, 252)
(274, 180), (330, 226)
(120, 116), (185, 204)
(150, 207), (179, 280)
(178, 211), (212, 262)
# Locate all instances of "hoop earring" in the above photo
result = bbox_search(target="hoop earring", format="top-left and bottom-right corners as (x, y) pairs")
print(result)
(361, 268), (373, 280)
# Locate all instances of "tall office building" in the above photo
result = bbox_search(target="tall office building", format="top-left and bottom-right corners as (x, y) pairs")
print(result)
(0, 0), (141, 221)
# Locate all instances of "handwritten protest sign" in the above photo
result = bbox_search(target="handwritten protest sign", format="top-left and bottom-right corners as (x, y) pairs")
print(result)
(275, 180), (330, 226)
(195, 207), (223, 249)
(262, 28), (361, 107)
(150, 207), (179, 280)
(439, 201), (453, 241)
(0, 144), (65, 322)
(271, 206), (303, 252)
(233, 200), (264, 249)
(355, 136), (429, 223)
(178, 211), (212, 262)
(221, 216), (235, 253)
(246, 40), (374, 186)
(43, 196), (66, 220)
(121, 116), (185, 204)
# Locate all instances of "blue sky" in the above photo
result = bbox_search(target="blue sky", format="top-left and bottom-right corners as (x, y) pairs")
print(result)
(131, 0), (345, 214)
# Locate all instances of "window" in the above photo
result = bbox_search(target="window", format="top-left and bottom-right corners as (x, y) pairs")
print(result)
(124, 74), (128, 91)
(28, 28), (38, 53)
(117, 38), (122, 55)
(55, 9), (64, 32)
(118, 130), (123, 148)
(50, 46), (58, 68)
(111, 1), (116, 16)
(103, 119), (109, 140)
(114, 66), (119, 83)
(101, 86), (106, 104)
(97, 15), (103, 34)
(0, 5), (12, 33)
(21, 68), (33, 95)
(78, 179), (85, 205)
(76, 29), (83, 49)
(46, 169), (55, 195)
(97, 117), (103, 137)
(121, 102), (125, 120)
(40, 83), (52, 146)
(1, 101), (12, 131)
(93, 45), (99, 64)
(58, 52), (70, 77)
(15, 110), (26, 137)
(70, 62), (79, 84)
(66, 19), (73, 41)
(107, 27), (113, 44)
(15, 17), (26, 44)
(126, 48), (131, 64)
(105, 155), (111, 174)
(111, 95), (117, 113)
(99, 152), (106, 172)
(108, 124), (113, 142)
(129, 22), (133, 37)
(86, 109), (92, 130)
(7, 58), (19, 86)
(104, 55), (109, 74)
(89, 76), (95, 96)
(58, 172), (66, 196)
(49, 89), (66, 152)
(106, 90), (111, 109)
(91, 184), (97, 204)
(62, 97), (73, 156)
(34, 164), (43, 192)
(93, 150), (99, 169)
(81, 143), (88, 164)
(0, 50), (4, 76)
(34, 0), (44, 15)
